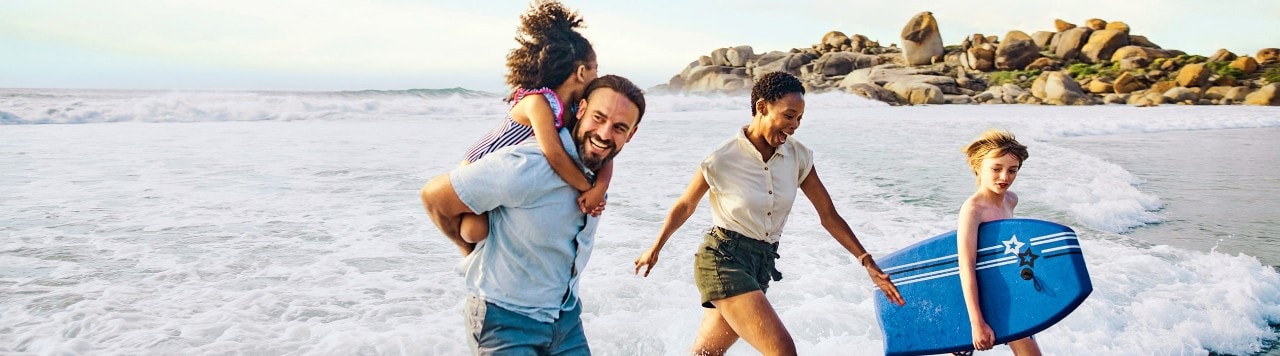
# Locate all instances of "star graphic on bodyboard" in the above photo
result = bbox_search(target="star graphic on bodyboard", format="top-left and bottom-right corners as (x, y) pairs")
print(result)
(1018, 248), (1039, 268)
(1003, 235), (1024, 255)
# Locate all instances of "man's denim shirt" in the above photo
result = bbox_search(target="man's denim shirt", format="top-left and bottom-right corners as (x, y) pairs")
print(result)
(450, 128), (598, 323)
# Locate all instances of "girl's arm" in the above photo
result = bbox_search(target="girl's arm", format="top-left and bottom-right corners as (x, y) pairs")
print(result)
(799, 167), (904, 306)
(633, 169), (710, 277)
(957, 201), (996, 350)
(519, 96), (593, 192)
(579, 160), (612, 216)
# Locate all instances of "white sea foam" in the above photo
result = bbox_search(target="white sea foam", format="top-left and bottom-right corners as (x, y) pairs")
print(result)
(1, 90), (1278, 355)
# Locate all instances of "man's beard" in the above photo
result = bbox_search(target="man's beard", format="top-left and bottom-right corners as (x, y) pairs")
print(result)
(575, 131), (618, 172)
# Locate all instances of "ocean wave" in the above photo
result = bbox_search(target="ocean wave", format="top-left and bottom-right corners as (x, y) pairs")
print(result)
(0, 88), (508, 125)
(0, 89), (892, 125)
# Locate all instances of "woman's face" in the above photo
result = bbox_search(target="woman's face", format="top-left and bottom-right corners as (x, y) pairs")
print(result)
(757, 92), (805, 148)
(978, 152), (1021, 194)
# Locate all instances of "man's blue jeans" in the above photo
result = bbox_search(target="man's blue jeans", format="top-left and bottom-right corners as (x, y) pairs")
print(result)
(465, 295), (590, 355)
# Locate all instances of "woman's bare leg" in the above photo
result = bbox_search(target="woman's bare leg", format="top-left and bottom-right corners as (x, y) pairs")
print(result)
(701, 291), (795, 356)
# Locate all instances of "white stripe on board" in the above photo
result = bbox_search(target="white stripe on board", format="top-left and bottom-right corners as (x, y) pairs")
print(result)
(893, 258), (1022, 286)
(894, 256), (1016, 284)
(883, 231), (1076, 274)
(1030, 232), (1074, 243)
(1032, 236), (1077, 246)
(1041, 245), (1082, 254)
(883, 245), (1001, 274)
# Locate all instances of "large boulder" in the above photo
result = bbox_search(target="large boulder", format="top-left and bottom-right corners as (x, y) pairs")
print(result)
(963, 43), (996, 71)
(1230, 56), (1259, 75)
(839, 64), (957, 88)
(1031, 31), (1055, 50)
(1054, 19), (1077, 32)
(842, 83), (901, 104)
(710, 48), (731, 66)
(726, 46), (755, 67)
(753, 51), (818, 79)
(1086, 77), (1114, 94)
(812, 52), (881, 76)
(1128, 35), (1161, 49)
(901, 11), (945, 66)
(1055, 27), (1093, 61)
(851, 34), (881, 53)
(1110, 46), (1176, 62)
(1105, 21), (1130, 34)
(1085, 18), (1108, 30)
(683, 66), (748, 93)
(1175, 63), (1212, 88)
(1031, 71), (1090, 105)
(885, 81), (945, 104)
(995, 31), (1040, 70)
(1162, 87), (1199, 103)
(821, 31), (851, 53)
(1208, 48), (1237, 63)
(1203, 86), (1251, 101)
(1025, 57), (1060, 71)
(1081, 30), (1130, 63)
(1128, 90), (1166, 107)
(1150, 81), (1178, 95)
(1258, 48), (1280, 64)
(1244, 83), (1280, 106)
(1113, 72), (1146, 94)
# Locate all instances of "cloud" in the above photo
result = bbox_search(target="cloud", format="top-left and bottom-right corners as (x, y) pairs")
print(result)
(0, 0), (517, 74)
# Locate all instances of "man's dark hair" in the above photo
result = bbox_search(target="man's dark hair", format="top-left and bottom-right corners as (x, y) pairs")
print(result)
(583, 75), (646, 125)
(750, 71), (805, 116)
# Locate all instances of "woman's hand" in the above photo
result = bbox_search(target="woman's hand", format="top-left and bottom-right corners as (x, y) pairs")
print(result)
(864, 258), (905, 306)
(971, 321), (996, 350)
(634, 246), (661, 277)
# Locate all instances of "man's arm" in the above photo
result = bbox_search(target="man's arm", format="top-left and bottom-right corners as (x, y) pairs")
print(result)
(420, 174), (476, 256)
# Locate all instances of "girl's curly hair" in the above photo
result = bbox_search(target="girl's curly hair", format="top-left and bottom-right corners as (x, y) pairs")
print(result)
(505, 0), (595, 98)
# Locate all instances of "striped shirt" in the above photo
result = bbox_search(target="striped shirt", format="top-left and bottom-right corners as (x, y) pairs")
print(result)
(462, 88), (565, 163)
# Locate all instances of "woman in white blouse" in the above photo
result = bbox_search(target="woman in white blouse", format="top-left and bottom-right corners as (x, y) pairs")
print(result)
(634, 72), (905, 356)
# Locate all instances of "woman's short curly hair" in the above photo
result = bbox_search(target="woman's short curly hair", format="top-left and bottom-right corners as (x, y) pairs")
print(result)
(504, 0), (595, 96)
(749, 71), (806, 115)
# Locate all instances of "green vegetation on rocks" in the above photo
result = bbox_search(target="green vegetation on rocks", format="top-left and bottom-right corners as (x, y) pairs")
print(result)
(1068, 62), (1123, 80)
(1263, 66), (1280, 84)
(1207, 61), (1245, 80)
(989, 69), (1043, 88)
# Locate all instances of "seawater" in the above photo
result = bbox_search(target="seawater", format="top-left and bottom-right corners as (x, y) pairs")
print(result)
(1, 89), (1279, 355)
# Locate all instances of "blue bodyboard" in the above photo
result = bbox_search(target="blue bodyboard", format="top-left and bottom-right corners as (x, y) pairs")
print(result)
(874, 219), (1092, 355)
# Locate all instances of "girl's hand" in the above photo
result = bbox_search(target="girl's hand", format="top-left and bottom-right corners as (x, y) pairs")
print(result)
(972, 321), (996, 350)
(578, 186), (607, 217)
(864, 259), (905, 306)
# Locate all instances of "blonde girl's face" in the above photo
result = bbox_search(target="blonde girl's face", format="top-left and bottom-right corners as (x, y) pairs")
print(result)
(978, 152), (1021, 194)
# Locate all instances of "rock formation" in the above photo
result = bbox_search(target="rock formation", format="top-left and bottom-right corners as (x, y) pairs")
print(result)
(651, 13), (1280, 107)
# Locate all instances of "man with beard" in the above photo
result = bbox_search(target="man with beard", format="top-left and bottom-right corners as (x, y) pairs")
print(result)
(419, 74), (644, 355)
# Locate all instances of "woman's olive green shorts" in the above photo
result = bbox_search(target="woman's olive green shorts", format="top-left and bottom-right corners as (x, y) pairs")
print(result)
(694, 227), (782, 308)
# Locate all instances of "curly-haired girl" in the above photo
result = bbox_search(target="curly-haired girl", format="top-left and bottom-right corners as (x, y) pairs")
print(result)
(459, 0), (609, 242)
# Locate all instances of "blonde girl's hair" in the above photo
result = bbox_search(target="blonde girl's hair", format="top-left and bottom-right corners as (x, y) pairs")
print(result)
(963, 129), (1029, 176)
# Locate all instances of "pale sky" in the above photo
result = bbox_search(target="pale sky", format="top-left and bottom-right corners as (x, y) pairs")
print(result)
(2, 0), (1276, 92)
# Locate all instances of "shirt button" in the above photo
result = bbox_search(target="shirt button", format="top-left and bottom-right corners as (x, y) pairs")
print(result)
(767, 212), (772, 216)
(768, 190), (773, 194)
(764, 167), (769, 171)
